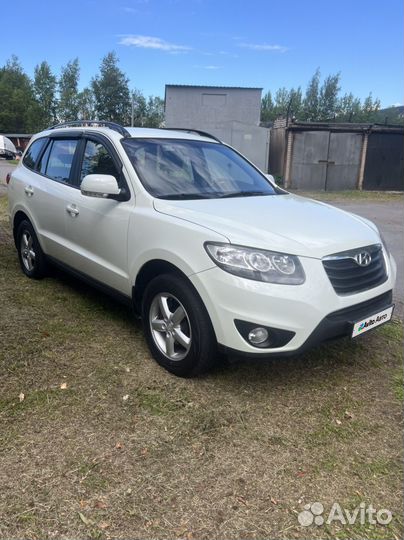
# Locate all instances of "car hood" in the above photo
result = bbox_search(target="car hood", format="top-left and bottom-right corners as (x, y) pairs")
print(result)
(153, 193), (381, 259)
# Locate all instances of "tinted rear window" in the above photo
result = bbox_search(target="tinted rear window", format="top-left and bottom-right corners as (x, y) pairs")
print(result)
(45, 139), (78, 184)
(23, 138), (47, 170)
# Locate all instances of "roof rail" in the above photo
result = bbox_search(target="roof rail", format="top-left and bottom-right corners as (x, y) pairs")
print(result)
(163, 127), (222, 143)
(46, 120), (131, 137)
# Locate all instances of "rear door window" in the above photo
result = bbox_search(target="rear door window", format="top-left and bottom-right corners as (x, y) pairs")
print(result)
(45, 139), (79, 185)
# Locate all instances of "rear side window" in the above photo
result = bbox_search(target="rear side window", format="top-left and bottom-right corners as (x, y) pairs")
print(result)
(38, 141), (52, 175)
(45, 139), (79, 184)
(23, 138), (47, 170)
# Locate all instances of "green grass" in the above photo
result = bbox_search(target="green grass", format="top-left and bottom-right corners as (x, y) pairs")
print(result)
(0, 191), (402, 540)
(393, 368), (404, 401)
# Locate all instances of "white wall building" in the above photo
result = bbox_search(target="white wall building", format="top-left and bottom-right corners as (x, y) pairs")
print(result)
(164, 85), (270, 171)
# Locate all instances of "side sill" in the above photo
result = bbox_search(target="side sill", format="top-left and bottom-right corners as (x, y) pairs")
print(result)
(46, 255), (133, 308)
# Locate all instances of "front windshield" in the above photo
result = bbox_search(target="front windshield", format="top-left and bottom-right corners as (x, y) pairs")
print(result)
(121, 138), (279, 199)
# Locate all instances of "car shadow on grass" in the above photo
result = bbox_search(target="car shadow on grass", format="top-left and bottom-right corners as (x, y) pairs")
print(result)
(46, 260), (400, 392)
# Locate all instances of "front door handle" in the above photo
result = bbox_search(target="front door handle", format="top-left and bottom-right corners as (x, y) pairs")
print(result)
(66, 204), (79, 217)
(24, 185), (34, 197)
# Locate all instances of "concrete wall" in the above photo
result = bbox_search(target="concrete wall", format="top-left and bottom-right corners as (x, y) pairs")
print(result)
(165, 86), (262, 127)
(165, 86), (270, 171)
(228, 121), (270, 172)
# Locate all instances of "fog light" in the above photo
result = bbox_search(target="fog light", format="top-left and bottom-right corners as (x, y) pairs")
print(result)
(248, 327), (269, 345)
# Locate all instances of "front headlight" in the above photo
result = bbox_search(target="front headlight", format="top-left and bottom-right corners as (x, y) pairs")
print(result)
(204, 242), (305, 284)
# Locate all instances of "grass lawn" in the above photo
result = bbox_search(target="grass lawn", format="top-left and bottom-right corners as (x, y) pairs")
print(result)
(0, 194), (402, 540)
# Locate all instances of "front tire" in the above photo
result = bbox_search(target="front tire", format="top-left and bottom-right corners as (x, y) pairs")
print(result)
(16, 220), (47, 279)
(142, 274), (217, 377)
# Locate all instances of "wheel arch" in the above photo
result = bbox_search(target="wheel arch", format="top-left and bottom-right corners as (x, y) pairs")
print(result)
(132, 259), (191, 314)
(13, 210), (31, 247)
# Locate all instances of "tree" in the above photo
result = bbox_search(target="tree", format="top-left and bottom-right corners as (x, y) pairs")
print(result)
(302, 68), (320, 120)
(318, 73), (341, 120)
(144, 96), (164, 127)
(58, 58), (80, 121)
(91, 52), (131, 124)
(273, 87), (290, 117)
(288, 87), (303, 118)
(337, 92), (362, 122)
(77, 87), (96, 120)
(33, 61), (57, 129)
(261, 90), (274, 122)
(130, 89), (147, 126)
(360, 93), (380, 121)
(0, 55), (41, 132)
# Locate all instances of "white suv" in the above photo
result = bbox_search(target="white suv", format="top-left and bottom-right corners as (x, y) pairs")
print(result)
(7, 121), (396, 376)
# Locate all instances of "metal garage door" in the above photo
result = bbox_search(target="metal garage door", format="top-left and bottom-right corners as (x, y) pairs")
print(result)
(290, 131), (329, 190)
(290, 131), (362, 190)
(325, 132), (362, 191)
(363, 133), (404, 191)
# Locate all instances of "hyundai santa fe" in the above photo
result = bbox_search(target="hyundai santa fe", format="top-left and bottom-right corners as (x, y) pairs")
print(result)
(7, 121), (396, 376)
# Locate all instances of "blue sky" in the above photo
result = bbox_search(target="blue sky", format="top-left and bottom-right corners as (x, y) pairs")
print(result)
(2, 0), (403, 107)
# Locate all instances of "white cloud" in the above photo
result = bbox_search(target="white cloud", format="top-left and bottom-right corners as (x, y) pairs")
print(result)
(239, 42), (288, 53)
(194, 64), (221, 70)
(119, 34), (191, 52)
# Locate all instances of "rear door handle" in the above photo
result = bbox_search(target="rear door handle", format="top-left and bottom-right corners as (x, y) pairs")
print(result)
(66, 204), (79, 217)
(24, 185), (34, 197)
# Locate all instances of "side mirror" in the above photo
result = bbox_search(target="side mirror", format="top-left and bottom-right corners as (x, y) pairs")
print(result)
(265, 173), (276, 185)
(81, 174), (121, 199)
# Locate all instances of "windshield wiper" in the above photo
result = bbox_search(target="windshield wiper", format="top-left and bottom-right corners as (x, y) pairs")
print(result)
(217, 190), (271, 199)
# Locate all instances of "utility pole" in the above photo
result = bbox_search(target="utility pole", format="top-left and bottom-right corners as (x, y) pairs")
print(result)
(131, 92), (135, 127)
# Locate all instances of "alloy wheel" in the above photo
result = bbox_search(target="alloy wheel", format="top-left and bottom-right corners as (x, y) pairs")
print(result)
(149, 292), (192, 360)
(20, 230), (36, 272)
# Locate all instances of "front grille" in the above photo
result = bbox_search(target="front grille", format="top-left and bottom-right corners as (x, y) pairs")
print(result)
(323, 244), (388, 295)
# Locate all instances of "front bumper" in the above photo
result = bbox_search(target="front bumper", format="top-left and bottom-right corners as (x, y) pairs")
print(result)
(219, 290), (393, 358)
(189, 252), (397, 356)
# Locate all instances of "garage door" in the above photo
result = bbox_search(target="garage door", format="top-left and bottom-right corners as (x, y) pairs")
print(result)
(363, 133), (404, 191)
(290, 131), (362, 190)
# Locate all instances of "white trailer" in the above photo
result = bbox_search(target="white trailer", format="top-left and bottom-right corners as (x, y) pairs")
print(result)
(0, 136), (17, 159)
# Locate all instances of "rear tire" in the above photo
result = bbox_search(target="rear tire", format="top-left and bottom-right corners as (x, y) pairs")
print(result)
(16, 220), (47, 279)
(142, 273), (217, 377)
